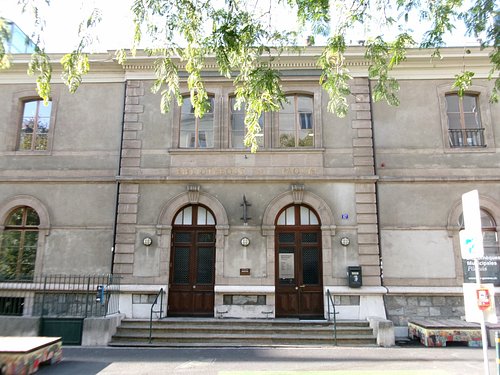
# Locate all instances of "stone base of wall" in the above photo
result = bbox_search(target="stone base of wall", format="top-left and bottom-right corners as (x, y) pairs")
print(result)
(385, 295), (466, 328)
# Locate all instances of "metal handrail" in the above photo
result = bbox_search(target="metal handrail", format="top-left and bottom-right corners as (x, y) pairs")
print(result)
(326, 289), (338, 345)
(149, 288), (164, 343)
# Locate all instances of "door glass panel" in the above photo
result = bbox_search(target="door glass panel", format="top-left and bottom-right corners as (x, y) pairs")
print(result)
(174, 206), (192, 225)
(302, 232), (318, 243)
(277, 206), (296, 225)
(278, 232), (295, 243)
(196, 247), (214, 283)
(206, 211), (215, 225)
(279, 247), (295, 284)
(197, 207), (216, 225)
(173, 247), (190, 284)
(302, 247), (319, 284)
(174, 232), (192, 243)
(197, 232), (215, 243)
(285, 206), (295, 225)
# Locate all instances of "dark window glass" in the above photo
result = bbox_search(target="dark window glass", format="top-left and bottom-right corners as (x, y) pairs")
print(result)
(0, 207), (39, 280)
(278, 232), (295, 243)
(197, 232), (215, 243)
(196, 247), (214, 283)
(279, 95), (314, 148)
(180, 96), (214, 148)
(230, 97), (264, 148)
(302, 248), (319, 284)
(173, 247), (190, 284)
(174, 232), (192, 243)
(19, 100), (52, 151)
(446, 94), (484, 147)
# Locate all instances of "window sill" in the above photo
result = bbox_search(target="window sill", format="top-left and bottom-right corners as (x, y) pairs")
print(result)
(443, 146), (494, 154)
(168, 148), (325, 154)
(11, 150), (52, 156)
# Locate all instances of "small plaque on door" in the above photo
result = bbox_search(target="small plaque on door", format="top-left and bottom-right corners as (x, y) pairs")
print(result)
(279, 253), (294, 279)
(240, 268), (251, 276)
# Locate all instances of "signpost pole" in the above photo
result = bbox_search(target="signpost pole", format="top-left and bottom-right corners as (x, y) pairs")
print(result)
(461, 190), (490, 375)
(475, 258), (491, 375)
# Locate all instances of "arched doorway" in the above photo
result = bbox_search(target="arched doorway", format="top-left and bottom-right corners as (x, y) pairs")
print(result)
(168, 204), (216, 316)
(275, 204), (323, 318)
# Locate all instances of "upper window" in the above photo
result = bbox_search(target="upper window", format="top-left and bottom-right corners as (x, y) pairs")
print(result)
(0, 206), (40, 280)
(276, 205), (319, 226)
(446, 94), (484, 148)
(174, 205), (215, 226)
(230, 97), (264, 149)
(179, 96), (214, 148)
(278, 95), (314, 148)
(18, 99), (52, 151)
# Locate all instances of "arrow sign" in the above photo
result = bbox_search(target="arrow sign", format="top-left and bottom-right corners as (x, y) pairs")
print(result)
(460, 230), (484, 260)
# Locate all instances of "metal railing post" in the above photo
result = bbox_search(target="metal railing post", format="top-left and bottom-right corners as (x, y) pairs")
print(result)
(496, 331), (500, 375)
(84, 276), (91, 318)
(326, 289), (337, 346)
(149, 288), (164, 344)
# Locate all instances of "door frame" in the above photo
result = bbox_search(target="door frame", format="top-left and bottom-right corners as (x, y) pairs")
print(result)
(274, 204), (323, 318)
(168, 204), (216, 317)
(261, 188), (336, 320)
(156, 188), (230, 317)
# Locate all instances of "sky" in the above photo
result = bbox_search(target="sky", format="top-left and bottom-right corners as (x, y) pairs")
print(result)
(1, 0), (482, 53)
(1, 0), (136, 52)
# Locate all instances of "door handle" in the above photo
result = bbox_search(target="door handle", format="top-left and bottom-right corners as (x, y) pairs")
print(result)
(193, 285), (196, 289)
(295, 286), (298, 290)
(299, 285), (306, 288)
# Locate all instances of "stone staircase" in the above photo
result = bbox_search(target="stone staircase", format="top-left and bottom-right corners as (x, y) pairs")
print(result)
(109, 318), (377, 347)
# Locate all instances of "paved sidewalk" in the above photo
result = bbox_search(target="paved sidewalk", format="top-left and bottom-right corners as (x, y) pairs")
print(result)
(37, 345), (498, 375)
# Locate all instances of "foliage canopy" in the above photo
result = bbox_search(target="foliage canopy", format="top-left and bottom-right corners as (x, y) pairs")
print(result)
(1, 0), (499, 151)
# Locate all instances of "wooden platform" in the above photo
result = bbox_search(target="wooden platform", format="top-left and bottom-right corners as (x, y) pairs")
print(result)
(408, 319), (482, 347)
(0, 336), (62, 375)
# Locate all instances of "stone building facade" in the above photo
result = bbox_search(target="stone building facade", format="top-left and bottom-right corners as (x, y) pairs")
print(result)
(0, 47), (498, 335)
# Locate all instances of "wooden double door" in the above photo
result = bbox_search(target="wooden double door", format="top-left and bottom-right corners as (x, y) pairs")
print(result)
(168, 224), (216, 317)
(275, 205), (323, 318)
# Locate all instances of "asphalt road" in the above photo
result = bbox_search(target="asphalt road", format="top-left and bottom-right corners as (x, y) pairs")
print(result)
(37, 345), (499, 375)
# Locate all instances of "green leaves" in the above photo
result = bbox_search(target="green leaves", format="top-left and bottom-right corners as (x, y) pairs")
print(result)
(60, 52), (90, 93)
(234, 66), (286, 152)
(151, 54), (182, 114)
(28, 49), (52, 105)
(452, 70), (475, 97)
(365, 33), (415, 106)
(0, 18), (11, 70)
(4, 0), (500, 151)
(318, 35), (352, 117)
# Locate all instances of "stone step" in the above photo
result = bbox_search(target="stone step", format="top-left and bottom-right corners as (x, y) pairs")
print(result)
(120, 318), (370, 328)
(109, 318), (377, 347)
(114, 325), (373, 336)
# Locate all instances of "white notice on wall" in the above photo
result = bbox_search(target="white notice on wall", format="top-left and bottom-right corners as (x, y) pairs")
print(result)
(279, 253), (294, 279)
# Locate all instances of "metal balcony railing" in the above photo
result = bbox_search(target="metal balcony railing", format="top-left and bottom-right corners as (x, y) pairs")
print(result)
(449, 128), (485, 148)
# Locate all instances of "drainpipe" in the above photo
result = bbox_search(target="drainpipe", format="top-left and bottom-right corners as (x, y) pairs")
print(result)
(110, 81), (127, 275)
(367, 79), (388, 296)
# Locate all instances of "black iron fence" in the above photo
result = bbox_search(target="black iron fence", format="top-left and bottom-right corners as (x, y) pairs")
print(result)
(449, 128), (485, 147)
(0, 274), (120, 318)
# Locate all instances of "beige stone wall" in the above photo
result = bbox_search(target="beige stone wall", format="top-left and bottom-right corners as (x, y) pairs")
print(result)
(373, 78), (500, 289)
(0, 82), (124, 275)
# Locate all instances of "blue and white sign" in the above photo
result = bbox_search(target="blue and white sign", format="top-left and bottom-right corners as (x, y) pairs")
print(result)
(460, 230), (484, 260)
(460, 190), (484, 260)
